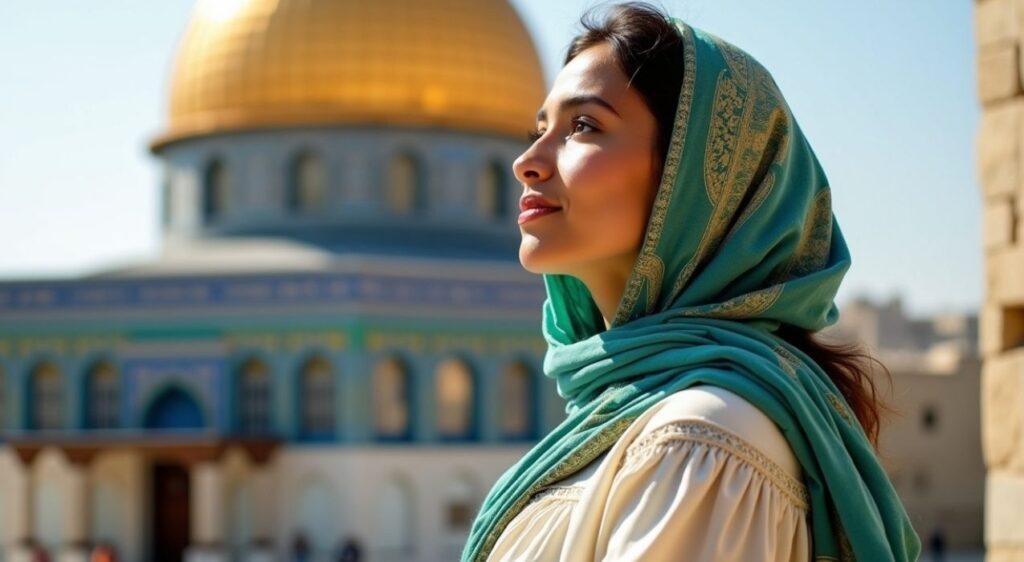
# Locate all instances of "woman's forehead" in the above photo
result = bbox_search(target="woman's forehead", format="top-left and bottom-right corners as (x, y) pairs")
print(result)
(539, 43), (633, 118)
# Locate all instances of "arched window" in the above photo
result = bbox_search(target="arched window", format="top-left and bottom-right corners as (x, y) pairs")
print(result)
(387, 153), (424, 214)
(299, 357), (334, 438)
(373, 357), (411, 439)
(237, 358), (271, 434)
(86, 361), (119, 429)
(29, 361), (63, 430)
(477, 160), (509, 219)
(440, 473), (477, 558)
(376, 477), (414, 560)
(144, 387), (205, 430)
(500, 361), (535, 439)
(921, 404), (939, 433)
(435, 358), (474, 439)
(444, 473), (477, 532)
(288, 151), (327, 213)
(202, 158), (229, 223)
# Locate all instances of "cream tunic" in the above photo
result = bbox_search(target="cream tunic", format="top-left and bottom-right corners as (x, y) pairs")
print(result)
(487, 385), (812, 561)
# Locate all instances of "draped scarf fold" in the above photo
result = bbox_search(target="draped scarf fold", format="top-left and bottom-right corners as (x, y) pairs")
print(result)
(462, 18), (920, 562)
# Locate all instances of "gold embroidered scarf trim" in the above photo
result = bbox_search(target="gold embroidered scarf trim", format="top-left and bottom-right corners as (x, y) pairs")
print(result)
(474, 416), (637, 561)
(612, 20), (697, 327)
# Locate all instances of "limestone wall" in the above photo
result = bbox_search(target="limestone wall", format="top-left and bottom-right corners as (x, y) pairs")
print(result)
(976, 0), (1024, 559)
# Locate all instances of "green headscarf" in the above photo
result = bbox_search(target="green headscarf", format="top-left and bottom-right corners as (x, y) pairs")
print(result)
(462, 18), (920, 562)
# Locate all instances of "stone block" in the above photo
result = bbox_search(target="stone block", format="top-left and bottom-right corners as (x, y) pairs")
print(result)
(981, 302), (1006, 357)
(979, 100), (1021, 199)
(987, 470), (1024, 545)
(1018, 195), (1024, 243)
(986, 302), (1024, 355)
(987, 247), (1024, 302)
(979, 43), (1022, 105)
(981, 350), (1023, 467)
(986, 196), (1018, 251)
(978, 0), (1018, 46)
(989, 546), (1024, 562)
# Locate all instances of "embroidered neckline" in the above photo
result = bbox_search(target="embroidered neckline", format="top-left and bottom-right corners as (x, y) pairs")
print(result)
(623, 419), (811, 510)
(527, 485), (583, 505)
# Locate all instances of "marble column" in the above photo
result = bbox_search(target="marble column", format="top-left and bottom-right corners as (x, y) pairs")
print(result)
(8, 449), (38, 562)
(245, 464), (276, 562)
(57, 460), (91, 562)
(185, 461), (228, 562)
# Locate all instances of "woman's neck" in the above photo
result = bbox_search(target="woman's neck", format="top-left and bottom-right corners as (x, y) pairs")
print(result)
(572, 254), (636, 330)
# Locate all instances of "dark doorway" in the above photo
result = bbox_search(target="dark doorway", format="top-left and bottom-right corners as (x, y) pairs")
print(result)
(151, 463), (190, 562)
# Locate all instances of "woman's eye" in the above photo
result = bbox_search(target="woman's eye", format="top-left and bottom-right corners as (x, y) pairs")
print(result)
(568, 118), (596, 137)
(528, 118), (595, 143)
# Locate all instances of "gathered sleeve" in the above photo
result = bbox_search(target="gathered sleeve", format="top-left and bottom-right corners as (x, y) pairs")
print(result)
(485, 386), (813, 562)
(593, 419), (812, 562)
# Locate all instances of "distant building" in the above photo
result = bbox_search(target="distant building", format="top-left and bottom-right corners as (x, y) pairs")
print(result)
(0, 1), (553, 561)
(827, 296), (983, 549)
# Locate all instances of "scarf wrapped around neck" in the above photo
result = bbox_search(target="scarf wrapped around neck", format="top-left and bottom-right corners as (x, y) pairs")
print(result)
(462, 18), (920, 562)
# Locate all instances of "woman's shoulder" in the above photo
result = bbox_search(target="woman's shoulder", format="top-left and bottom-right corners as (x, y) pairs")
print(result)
(549, 384), (804, 495)
(626, 384), (803, 482)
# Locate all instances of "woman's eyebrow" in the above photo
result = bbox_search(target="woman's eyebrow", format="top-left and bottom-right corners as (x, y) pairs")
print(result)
(535, 94), (621, 123)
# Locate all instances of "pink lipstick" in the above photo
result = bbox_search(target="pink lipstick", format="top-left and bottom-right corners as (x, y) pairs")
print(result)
(519, 194), (562, 225)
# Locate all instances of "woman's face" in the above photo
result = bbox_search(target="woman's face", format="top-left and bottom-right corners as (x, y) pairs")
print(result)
(514, 42), (661, 280)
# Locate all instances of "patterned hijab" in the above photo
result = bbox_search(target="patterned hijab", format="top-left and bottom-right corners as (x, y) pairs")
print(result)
(462, 18), (920, 562)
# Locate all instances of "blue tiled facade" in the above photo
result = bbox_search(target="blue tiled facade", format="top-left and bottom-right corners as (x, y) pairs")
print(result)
(0, 268), (559, 443)
(0, 124), (562, 447)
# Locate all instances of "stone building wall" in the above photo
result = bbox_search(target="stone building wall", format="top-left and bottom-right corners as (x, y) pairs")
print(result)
(976, 1), (1024, 560)
(829, 298), (984, 548)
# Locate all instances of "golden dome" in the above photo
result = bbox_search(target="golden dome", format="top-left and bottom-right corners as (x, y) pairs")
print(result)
(151, 0), (546, 150)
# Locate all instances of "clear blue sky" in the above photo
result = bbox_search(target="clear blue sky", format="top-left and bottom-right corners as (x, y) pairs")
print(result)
(0, 1), (979, 318)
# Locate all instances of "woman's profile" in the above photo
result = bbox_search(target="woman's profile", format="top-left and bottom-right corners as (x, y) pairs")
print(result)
(461, 3), (920, 561)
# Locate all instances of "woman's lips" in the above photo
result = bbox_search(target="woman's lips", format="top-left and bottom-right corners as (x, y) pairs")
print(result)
(518, 193), (562, 225)
(518, 206), (562, 225)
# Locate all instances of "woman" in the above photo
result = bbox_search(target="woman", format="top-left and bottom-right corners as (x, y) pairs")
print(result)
(462, 3), (920, 562)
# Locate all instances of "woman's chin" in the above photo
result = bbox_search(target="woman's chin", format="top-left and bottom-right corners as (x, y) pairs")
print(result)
(519, 243), (560, 275)
(518, 253), (548, 274)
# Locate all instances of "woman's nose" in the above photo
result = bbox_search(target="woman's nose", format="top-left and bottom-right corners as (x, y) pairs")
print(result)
(513, 140), (554, 185)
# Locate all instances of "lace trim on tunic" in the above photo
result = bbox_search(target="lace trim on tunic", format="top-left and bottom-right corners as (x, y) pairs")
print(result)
(525, 485), (583, 506)
(622, 419), (811, 510)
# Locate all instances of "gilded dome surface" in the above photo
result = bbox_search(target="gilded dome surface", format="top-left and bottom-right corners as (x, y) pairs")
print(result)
(152, 0), (546, 149)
